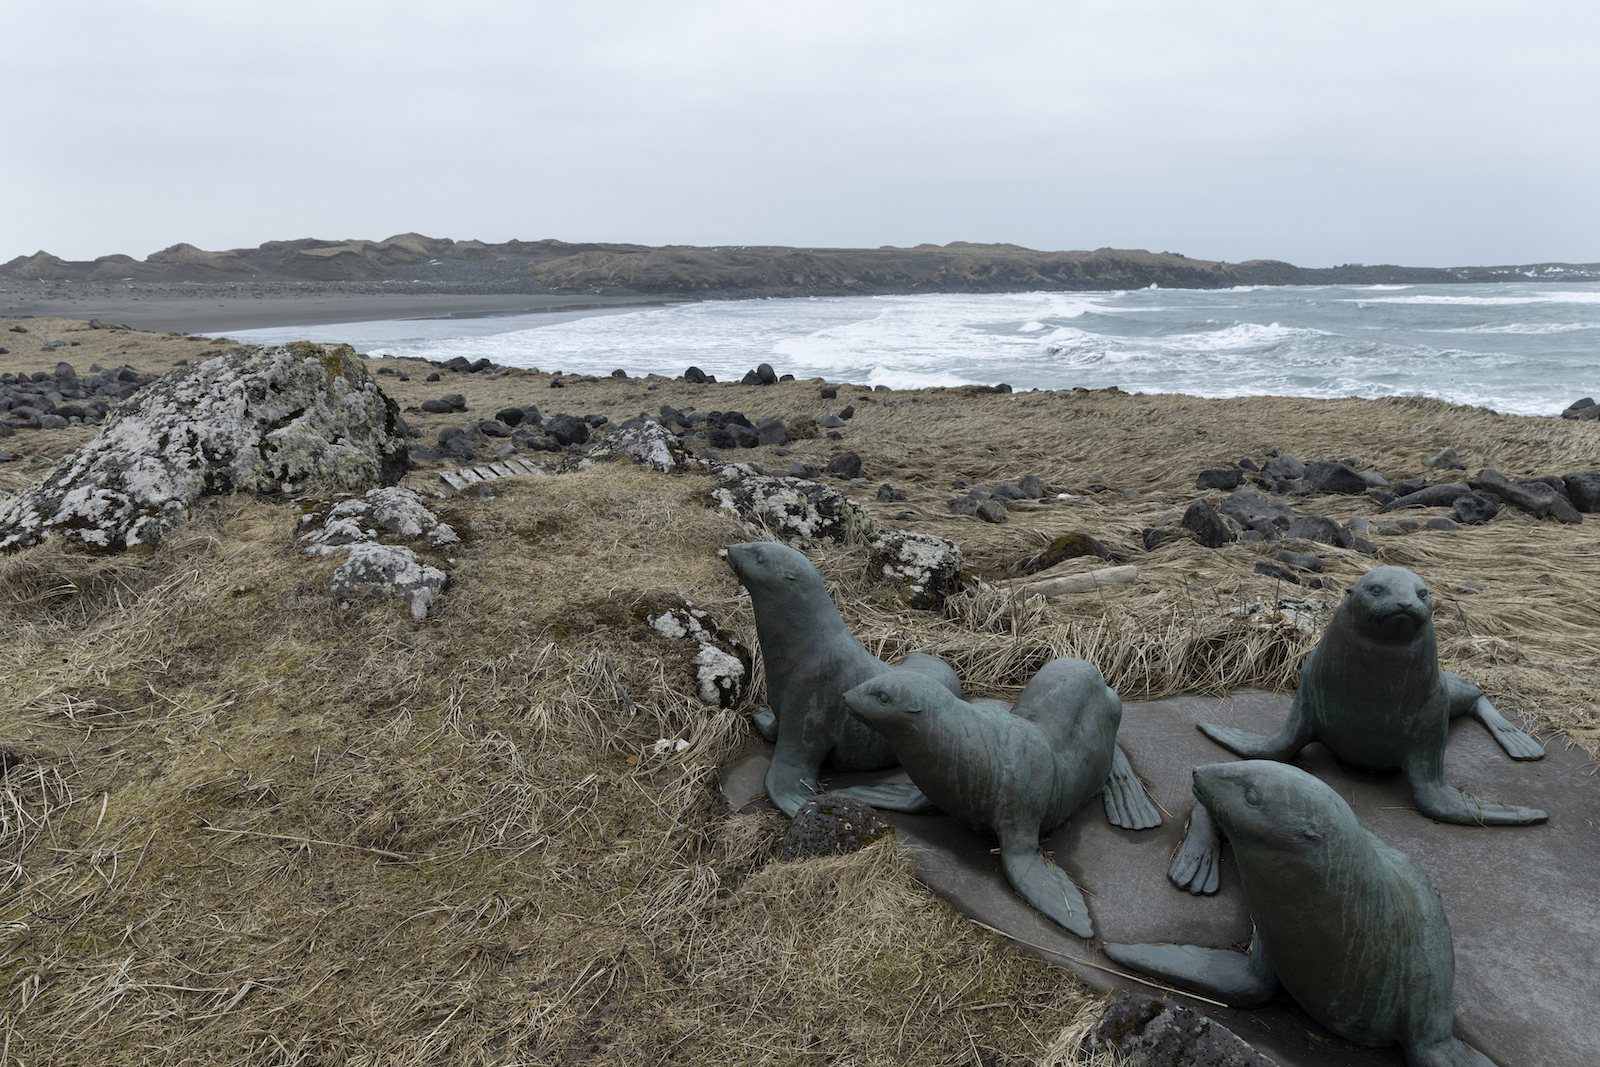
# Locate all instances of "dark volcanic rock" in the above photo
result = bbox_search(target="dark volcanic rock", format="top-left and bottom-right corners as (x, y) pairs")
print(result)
(1180, 499), (1233, 548)
(787, 461), (822, 480)
(1262, 454), (1306, 480)
(1273, 549), (1323, 572)
(1454, 491), (1500, 525)
(1564, 471), (1600, 512)
(875, 484), (907, 502)
(544, 414), (591, 447)
(974, 499), (1008, 524)
(1283, 514), (1353, 548)
(1022, 532), (1111, 574)
(1088, 992), (1275, 1067)
(1560, 397), (1598, 421)
(756, 417), (788, 446)
(779, 796), (893, 862)
(756, 362), (778, 385)
(825, 451), (863, 479)
(1381, 483), (1472, 512)
(1018, 474), (1044, 498)
(1219, 486), (1294, 532)
(684, 366), (710, 384)
(1196, 468), (1245, 490)
(1304, 460), (1368, 494)
(1254, 560), (1301, 583)
(1470, 468), (1582, 523)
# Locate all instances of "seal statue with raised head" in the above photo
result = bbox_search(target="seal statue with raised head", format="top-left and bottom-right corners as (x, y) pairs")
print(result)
(725, 541), (963, 817)
(842, 658), (1161, 938)
(1170, 564), (1545, 895)
(1108, 761), (1499, 1067)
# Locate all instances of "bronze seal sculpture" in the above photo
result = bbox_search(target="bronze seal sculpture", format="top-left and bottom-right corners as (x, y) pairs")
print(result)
(725, 541), (962, 817)
(842, 658), (1161, 938)
(1170, 564), (1545, 895)
(1109, 761), (1499, 1067)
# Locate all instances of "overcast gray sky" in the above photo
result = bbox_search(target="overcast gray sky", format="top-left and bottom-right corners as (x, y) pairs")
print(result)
(8, 1), (1598, 267)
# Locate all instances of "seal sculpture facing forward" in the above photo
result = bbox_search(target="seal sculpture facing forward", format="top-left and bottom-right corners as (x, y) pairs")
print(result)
(843, 659), (1161, 938)
(1108, 761), (1499, 1067)
(1170, 565), (1545, 894)
(725, 541), (962, 817)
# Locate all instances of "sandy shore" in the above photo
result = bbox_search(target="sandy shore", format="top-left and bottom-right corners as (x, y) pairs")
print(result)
(0, 286), (682, 334)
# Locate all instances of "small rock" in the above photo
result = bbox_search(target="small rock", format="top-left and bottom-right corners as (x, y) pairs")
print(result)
(611, 368), (627, 379)
(820, 386), (837, 399)
(1563, 471), (1600, 512)
(1273, 549), (1323, 572)
(1283, 514), (1353, 548)
(1426, 516), (1461, 531)
(757, 362), (778, 385)
(1470, 468), (1582, 523)
(420, 398), (454, 414)
(1087, 992), (1276, 1067)
(425, 372), (441, 382)
(1254, 560), (1301, 583)
(684, 366), (710, 384)
(1238, 457), (1259, 471)
(1021, 532), (1110, 574)
(876, 484), (906, 502)
(1559, 397), (1598, 421)
(788, 461), (822, 479)
(1018, 474), (1044, 498)
(779, 796), (894, 862)
(1180, 498), (1233, 548)
(544, 414), (591, 447)
(740, 369), (761, 385)
(817, 413), (847, 428)
(1424, 447), (1464, 470)
(868, 530), (964, 609)
(839, 405), (855, 420)
(756, 417), (788, 446)
(1453, 491), (1499, 524)
(1262, 454), (1305, 480)
(1304, 461), (1368, 495)
(1196, 468), (1245, 490)
(1141, 528), (1173, 551)
(825, 452), (863, 480)
(1380, 483), (1472, 512)
(974, 499), (1008, 523)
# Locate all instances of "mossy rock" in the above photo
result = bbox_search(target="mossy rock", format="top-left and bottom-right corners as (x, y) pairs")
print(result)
(1021, 532), (1111, 575)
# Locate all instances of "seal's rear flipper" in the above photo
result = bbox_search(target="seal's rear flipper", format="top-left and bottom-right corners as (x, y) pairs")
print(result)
(1102, 745), (1161, 830)
(1001, 846), (1092, 938)
(1167, 802), (1222, 895)
(1469, 695), (1545, 761)
(1198, 720), (1310, 760)
(1102, 934), (1280, 1007)
(829, 782), (939, 814)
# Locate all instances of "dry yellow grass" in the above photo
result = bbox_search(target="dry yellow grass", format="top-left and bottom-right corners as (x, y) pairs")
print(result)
(0, 322), (1595, 1064)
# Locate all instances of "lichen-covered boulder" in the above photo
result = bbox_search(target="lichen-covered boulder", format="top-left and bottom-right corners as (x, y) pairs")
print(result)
(297, 487), (456, 619)
(599, 420), (695, 473)
(711, 474), (873, 546)
(638, 596), (752, 708)
(778, 796), (894, 861)
(0, 343), (408, 553)
(867, 530), (966, 609)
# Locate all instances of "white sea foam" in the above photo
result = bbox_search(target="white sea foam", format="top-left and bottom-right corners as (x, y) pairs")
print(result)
(224, 281), (1600, 417)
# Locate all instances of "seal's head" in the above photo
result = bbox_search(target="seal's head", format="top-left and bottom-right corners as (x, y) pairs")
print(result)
(725, 542), (821, 599)
(1193, 760), (1355, 853)
(1343, 565), (1433, 644)
(844, 670), (951, 736)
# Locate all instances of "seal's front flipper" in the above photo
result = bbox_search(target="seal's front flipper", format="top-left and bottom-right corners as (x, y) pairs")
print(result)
(1001, 846), (1092, 938)
(1405, 751), (1547, 825)
(752, 707), (779, 743)
(1102, 932), (1280, 1007)
(1167, 802), (1223, 895)
(765, 751), (825, 819)
(1102, 745), (1161, 830)
(830, 782), (939, 814)
(1197, 716), (1311, 761)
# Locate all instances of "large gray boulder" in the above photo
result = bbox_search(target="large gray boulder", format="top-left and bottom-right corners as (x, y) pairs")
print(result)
(0, 343), (408, 552)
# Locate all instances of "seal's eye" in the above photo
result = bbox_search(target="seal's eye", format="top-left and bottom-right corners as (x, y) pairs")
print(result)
(1368, 584), (1385, 598)
(1418, 588), (1429, 600)
(1243, 785), (1262, 807)
(877, 692), (891, 705)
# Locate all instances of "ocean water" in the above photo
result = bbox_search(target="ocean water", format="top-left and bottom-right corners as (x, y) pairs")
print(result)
(226, 282), (1600, 417)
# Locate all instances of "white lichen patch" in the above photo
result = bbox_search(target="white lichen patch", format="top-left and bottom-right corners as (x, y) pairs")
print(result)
(599, 421), (691, 473)
(694, 644), (747, 706)
(0, 342), (409, 553)
(714, 475), (873, 547)
(298, 486), (455, 618)
(642, 598), (752, 709)
(868, 530), (966, 610)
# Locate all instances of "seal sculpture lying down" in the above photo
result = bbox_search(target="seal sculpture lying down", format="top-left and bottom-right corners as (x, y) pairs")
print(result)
(725, 541), (963, 818)
(842, 659), (1161, 938)
(1170, 565), (1546, 895)
(1108, 761), (1499, 1067)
